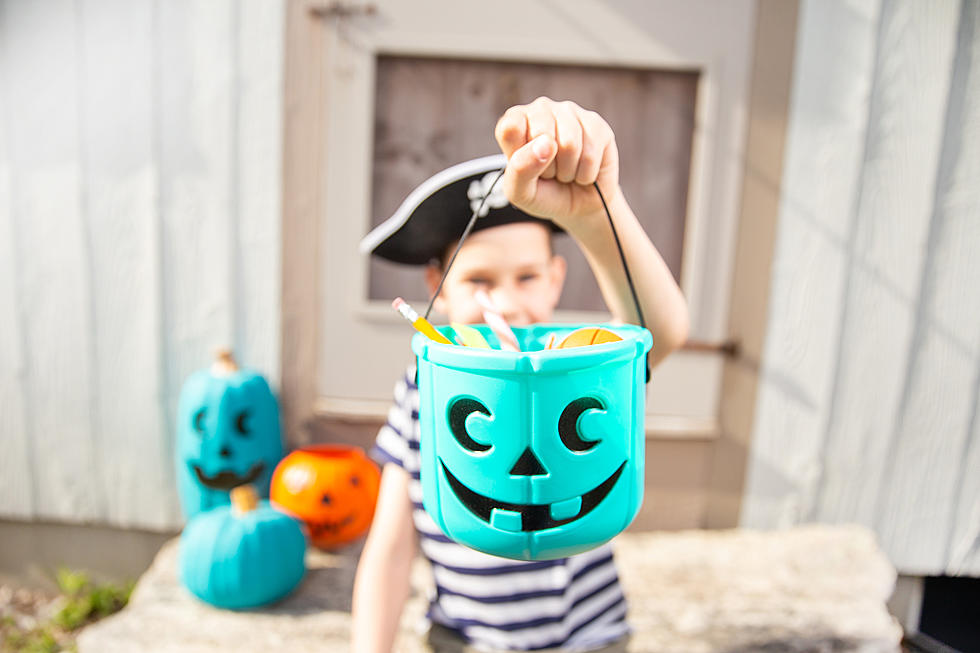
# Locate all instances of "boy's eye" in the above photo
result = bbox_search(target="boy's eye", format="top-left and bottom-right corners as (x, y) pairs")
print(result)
(467, 278), (490, 286)
(518, 274), (539, 283)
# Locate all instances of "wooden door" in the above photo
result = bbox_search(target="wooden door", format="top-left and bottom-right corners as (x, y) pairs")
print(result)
(284, 0), (757, 447)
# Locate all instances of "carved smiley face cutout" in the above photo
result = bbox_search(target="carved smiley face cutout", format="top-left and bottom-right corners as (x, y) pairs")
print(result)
(420, 364), (640, 561)
(441, 396), (626, 533)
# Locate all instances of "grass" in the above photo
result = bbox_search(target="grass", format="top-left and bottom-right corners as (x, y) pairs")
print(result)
(0, 569), (133, 653)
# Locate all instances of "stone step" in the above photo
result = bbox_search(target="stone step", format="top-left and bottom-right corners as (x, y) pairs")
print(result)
(77, 525), (902, 652)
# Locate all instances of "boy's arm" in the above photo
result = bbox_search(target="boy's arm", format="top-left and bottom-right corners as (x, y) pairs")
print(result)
(495, 97), (689, 368)
(350, 463), (418, 653)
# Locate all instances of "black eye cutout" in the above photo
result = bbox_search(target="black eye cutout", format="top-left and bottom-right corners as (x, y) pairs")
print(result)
(234, 410), (251, 437)
(193, 408), (207, 435)
(448, 397), (492, 452)
(558, 397), (605, 452)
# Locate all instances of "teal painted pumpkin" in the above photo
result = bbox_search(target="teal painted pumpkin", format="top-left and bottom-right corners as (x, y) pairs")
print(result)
(179, 486), (307, 609)
(176, 350), (284, 519)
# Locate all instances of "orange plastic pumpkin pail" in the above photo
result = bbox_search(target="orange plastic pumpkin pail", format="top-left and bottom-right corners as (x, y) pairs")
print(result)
(271, 445), (381, 549)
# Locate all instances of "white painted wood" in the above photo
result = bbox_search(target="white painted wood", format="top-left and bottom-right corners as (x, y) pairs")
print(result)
(741, 0), (882, 528)
(0, 0), (284, 530)
(744, 0), (979, 576)
(76, 0), (174, 529)
(0, 28), (35, 519)
(938, 3), (980, 577)
(2, 0), (104, 521)
(899, 0), (980, 576)
(235, 1), (284, 384)
(157, 0), (237, 439)
(949, 379), (980, 575)
(812, 0), (959, 538)
(317, 0), (755, 429)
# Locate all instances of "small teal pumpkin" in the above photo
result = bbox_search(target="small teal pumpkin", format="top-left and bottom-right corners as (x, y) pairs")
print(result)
(176, 350), (284, 519)
(179, 485), (307, 609)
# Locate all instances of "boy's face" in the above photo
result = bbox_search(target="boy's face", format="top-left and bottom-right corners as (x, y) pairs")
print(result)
(425, 222), (566, 326)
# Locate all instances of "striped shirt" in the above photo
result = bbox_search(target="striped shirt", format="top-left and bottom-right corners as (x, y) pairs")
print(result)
(372, 368), (630, 652)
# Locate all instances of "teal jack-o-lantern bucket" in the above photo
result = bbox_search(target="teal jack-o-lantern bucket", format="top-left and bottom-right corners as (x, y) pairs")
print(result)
(413, 323), (652, 561)
(176, 350), (284, 520)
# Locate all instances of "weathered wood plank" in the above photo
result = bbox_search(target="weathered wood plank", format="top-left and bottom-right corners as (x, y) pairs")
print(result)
(0, 13), (36, 518)
(157, 0), (236, 445)
(77, 0), (174, 528)
(280, 0), (326, 445)
(882, 0), (980, 575)
(741, 0), (882, 527)
(937, 1), (980, 577)
(2, 0), (103, 521)
(813, 0), (960, 560)
(0, 0), (282, 528)
(709, 0), (800, 529)
(948, 377), (980, 574)
(235, 1), (284, 382)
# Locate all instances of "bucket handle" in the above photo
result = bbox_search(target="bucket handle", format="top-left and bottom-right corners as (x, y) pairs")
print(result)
(424, 167), (651, 384)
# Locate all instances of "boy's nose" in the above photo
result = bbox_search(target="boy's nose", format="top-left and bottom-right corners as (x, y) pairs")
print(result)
(489, 288), (525, 325)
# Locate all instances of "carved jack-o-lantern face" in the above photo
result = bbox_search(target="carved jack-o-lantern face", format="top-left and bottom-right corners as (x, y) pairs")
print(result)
(176, 353), (284, 520)
(415, 323), (651, 561)
(441, 395), (625, 533)
(271, 445), (381, 549)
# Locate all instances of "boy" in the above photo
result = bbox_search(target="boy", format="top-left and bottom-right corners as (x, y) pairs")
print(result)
(352, 97), (689, 652)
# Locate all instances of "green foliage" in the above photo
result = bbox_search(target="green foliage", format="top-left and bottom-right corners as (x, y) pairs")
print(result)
(1, 625), (70, 653)
(0, 569), (131, 653)
(51, 569), (133, 631)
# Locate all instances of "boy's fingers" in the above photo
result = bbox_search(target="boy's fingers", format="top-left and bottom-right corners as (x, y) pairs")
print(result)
(494, 107), (529, 158)
(526, 99), (558, 179)
(574, 132), (602, 186)
(576, 110), (616, 185)
(553, 101), (583, 183)
(503, 135), (557, 207)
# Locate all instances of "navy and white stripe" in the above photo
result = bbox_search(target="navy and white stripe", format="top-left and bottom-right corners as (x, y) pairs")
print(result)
(373, 369), (630, 652)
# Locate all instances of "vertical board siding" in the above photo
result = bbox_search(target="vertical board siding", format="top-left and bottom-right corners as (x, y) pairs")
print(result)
(0, 4), (35, 518)
(741, 0), (881, 528)
(3, 0), (103, 522)
(0, 0), (283, 530)
(930, 0), (980, 574)
(158, 0), (236, 453)
(237, 0), (284, 380)
(815, 0), (958, 526)
(78, 0), (170, 529)
(950, 379), (980, 573)
(746, 0), (980, 576)
(874, 0), (979, 572)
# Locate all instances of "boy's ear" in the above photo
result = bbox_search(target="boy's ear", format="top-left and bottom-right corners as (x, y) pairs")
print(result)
(424, 263), (447, 314)
(548, 254), (567, 307)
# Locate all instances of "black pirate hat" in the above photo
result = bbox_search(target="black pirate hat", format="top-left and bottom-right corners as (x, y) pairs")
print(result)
(360, 154), (561, 265)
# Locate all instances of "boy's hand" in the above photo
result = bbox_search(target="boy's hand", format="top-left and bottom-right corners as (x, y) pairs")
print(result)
(495, 97), (619, 231)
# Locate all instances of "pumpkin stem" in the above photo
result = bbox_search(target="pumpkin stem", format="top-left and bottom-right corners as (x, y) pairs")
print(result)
(230, 485), (259, 515)
(212, 348), (239, 376)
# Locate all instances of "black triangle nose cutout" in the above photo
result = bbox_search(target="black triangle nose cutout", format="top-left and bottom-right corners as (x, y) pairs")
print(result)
(510, 448), (547, 476)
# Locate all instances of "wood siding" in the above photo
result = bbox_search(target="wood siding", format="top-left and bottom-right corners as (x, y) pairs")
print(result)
(742, 0), (980, 576)
(0, 0), (284, 530)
